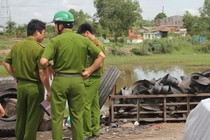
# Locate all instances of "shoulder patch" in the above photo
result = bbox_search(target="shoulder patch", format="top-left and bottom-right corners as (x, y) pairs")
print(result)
(94, 41), (99, 46)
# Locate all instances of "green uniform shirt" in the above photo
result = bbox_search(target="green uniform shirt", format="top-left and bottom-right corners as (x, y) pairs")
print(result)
(86, 38), (105, 77)
(4, 36), (44, 82)
(42, 29), (101, 74)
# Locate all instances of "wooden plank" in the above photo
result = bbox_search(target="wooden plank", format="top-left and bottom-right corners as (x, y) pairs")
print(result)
(137, 99), (140, 122)
(113, 104), (137, 107)
(111, 93), (210, 99)
(110, 92), (210, 122)
(164, 97), (166, 121)
(113, 102), (199, 106)
(113, 110), (188, 114)
(113, 111), (163, 114)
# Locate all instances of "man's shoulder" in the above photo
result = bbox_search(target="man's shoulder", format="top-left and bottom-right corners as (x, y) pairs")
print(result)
(92, 38), (105, 51)
(37, 42), (45, 48)
(74, 33), (90, 43)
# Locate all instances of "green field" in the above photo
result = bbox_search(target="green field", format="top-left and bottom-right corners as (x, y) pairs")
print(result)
(1, 38), (210, 77)
(105, 54), (210, 72)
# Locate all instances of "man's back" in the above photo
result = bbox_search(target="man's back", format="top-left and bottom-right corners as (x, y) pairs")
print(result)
(5, 36), (43, 82)
(44, 29), (100, 74)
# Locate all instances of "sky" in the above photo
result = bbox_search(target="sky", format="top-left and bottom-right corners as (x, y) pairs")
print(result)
(3, 0), (205, 25)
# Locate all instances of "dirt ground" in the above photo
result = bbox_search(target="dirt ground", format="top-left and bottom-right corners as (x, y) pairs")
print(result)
(96, 122), (185, 140)
(0, 122), (185, 140)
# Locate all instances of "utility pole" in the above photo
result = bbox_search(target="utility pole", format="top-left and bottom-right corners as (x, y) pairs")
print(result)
(162, 5), (165, 13)
(0, 0), (11, 29)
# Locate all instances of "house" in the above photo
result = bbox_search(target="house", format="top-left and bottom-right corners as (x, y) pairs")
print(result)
(155, 15), (183, 27)
(128, 28), (143, 43)
(140, 15), (187, 40)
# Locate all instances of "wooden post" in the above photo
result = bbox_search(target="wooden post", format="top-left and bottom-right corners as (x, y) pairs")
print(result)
(137, 99), (140, 122)
(164, 96), (166, 121)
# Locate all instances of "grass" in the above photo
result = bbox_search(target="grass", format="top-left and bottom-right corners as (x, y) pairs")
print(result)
(1, 38), (210, 76)
(104, 54), (210, 74)
(105, 54), (210, 67)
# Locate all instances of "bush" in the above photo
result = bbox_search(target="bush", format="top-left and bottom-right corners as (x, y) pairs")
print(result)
(130, 47), (150, 55)
(109, 43), (127, 56)
(128, 36), (208, 56)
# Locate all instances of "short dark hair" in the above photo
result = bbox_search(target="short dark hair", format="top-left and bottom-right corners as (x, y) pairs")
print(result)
(27, 19), (46, 36)
(77, 23), (94, 34)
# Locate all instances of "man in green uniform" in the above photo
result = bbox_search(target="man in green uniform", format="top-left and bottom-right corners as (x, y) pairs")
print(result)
(77, 23), (105, 139)
(3, 19), (51, 140)
(40, 11), (105, 140)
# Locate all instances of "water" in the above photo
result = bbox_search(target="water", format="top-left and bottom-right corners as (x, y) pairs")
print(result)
(134, 66), (186, 82)
(115, 65), (189, 92)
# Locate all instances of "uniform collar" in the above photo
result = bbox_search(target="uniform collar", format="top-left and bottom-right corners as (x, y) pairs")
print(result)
(26, 36), (44, 47)
(62, 29), (73, 34)
(26, 36), (37, 41)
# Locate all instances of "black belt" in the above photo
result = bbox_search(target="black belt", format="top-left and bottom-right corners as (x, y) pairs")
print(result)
(54, 73), (81, 77)
(17, 78), (40, 83)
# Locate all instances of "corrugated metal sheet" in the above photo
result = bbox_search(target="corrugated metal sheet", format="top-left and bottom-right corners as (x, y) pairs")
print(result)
(99, 66), (121, 109)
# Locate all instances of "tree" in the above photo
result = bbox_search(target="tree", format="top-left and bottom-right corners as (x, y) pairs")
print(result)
(45, 25), (56, 38)
(15, 24), (27, 38)
(183, 11), (209, 36)
(4, 21), (16, 37)
(69, 9), (92, 31)
(154, 13), (167, 20)
(141, 20), (155, 27)
(199, 0), (210, 38)
(200, 0), (210, 18)
(94, 0), (142, 41)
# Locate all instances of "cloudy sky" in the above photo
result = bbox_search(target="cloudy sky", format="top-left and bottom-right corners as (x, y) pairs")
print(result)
(5, 0), (205, 25)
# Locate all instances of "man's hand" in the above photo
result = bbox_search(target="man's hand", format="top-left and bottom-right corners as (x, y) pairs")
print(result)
(0, 104), (5, 117)
(81, 68), (91, 79)
(46, 91), (51, 101)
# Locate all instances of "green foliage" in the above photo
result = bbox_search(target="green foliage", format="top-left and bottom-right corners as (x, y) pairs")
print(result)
(94, 0), (142, 41)
(3, 21), (17, 37)
(129, 37), (208, 56)
(140, 20), (155, 27)
(69, 9), (92, 31)
(45, 25), (56, 38)
(90, 22), (107, 37)
(130, 47), (150, 55)
(154, 12), (167, 20)
(184, 1), (210, 38)
(200, 0), (210, 18)
(130, 38), (172, 55)
(202, 40), (210, 52)
(108, 43), (126, 56)
(183, 11), (209, 36)
(2, 21), (56, 38)
(15, 24), (27, 38)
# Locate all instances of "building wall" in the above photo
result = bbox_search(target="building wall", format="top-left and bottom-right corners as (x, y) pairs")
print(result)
(155, 16), (183, 27)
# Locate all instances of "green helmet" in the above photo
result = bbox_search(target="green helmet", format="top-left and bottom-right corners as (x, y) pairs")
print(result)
(53, 11), (74, 23)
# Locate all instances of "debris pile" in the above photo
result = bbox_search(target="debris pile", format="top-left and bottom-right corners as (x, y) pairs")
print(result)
(114, 69), (210, 119)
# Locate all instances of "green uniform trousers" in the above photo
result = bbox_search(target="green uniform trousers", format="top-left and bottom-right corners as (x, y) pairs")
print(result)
(16, 80), (44, 140)
(51, 76), (85, 140)
(83, 77), (101, 137)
